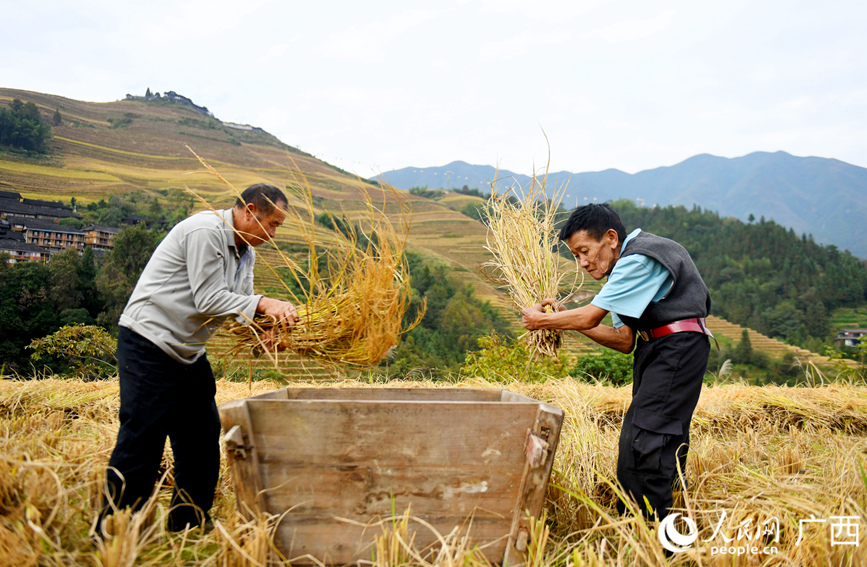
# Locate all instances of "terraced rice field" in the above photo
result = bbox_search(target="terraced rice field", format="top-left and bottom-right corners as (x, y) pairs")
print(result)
(0, 88), (517, 310)
(703, 315), (858, 369)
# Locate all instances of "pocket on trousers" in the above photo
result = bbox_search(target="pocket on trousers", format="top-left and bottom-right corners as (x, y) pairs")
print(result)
(631, 408), (682, 473)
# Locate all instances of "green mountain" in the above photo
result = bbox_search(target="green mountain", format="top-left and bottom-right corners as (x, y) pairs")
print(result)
(377, 152), (867, 258)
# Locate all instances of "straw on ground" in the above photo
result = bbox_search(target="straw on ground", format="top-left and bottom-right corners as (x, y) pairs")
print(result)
(2, 375), (865, 566)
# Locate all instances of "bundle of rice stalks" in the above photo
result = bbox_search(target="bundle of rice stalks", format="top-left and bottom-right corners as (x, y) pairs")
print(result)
(480, 166), (579, 358)
(189, 149), (423, 368)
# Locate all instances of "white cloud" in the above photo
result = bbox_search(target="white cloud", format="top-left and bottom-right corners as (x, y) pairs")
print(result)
(480, 32), (571, 61)
(475, 0), (614, 21)
(585, 9), (676, 43)
(318, 10), (437, 62)
(260, 42), (293, 62)
(139, 0), (273, 42)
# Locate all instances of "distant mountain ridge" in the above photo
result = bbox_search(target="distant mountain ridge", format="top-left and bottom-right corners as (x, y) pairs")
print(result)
(374, 152), (867, 258)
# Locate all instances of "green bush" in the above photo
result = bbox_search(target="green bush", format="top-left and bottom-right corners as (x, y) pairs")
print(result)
(569, 349), (633, 386)
(460, 334), (570, 382)
(59, 217), (86, 229)
(408, 186), (441, 199)
(107, 115), (133, 128)
(383, 253), (512, 378)
(0, 99), (51, 153)
(460, 203), (484, 222)
(28, 324), (117, 380)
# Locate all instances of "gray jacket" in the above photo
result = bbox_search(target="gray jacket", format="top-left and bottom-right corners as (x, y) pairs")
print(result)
(119, 208), (261, 364)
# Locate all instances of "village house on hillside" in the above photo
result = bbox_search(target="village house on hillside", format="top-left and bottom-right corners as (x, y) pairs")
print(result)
(0, 218), (49, 263)
(0, 240), (52, 263)
(0, 191), (78, 221)
(836, 329), (867, 348)
(16, 217), (87, 252)
(0, 191), (119, 264)
(125, 89), (214, 118)
(17, 217), (119, 253)
(82, 224), (120, 249)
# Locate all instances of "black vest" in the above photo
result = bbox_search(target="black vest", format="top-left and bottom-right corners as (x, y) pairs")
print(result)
(614, 231), (711, 332)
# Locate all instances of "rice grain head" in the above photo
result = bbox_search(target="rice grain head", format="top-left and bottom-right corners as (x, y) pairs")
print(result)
(480, 164), (579, 358)
(187, 148), (423, 370)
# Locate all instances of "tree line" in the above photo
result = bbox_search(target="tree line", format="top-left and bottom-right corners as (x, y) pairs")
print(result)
(382, 252), (513, 377)
(0, 224), (161, 374)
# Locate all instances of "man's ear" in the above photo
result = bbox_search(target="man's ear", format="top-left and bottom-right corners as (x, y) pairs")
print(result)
(606, 228), (620, 249)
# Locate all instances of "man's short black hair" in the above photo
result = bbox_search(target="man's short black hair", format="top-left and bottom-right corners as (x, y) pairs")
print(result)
(235, 183), (287, 214)
(558, 203), (627, 243)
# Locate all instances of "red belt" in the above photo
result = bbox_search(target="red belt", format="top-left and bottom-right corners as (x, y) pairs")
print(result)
(641, 318), (714, 340)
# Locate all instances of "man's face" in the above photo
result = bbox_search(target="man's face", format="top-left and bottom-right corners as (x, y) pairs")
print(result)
(565, 229), (620, 280)
(240, 203), (286, 247)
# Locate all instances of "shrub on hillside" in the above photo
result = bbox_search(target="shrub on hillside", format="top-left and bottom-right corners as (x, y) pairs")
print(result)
(569, 349), (633, 386)
(28, 324), (117, 380)
(460, 334), (570, 382)
(460, 203), (484, 222)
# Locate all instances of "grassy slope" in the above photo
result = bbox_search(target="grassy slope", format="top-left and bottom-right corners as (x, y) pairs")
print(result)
(0, 89), (502, 288)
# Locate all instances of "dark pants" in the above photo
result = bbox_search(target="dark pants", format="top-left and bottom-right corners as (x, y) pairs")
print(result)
(100, 327), (221, 531)
(616, 331), (709, 520)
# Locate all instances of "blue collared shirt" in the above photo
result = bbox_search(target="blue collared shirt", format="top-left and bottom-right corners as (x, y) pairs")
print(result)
(590, 229), (673, 329)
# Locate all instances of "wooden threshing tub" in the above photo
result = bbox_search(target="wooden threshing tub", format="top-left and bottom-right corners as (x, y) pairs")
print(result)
(219, 387), (564, 565)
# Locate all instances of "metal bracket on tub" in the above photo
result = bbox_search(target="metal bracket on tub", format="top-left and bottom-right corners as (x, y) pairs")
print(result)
(514, 527), (530, 551)
(224, 425), (252, 460)
(524, 430), (549, 468)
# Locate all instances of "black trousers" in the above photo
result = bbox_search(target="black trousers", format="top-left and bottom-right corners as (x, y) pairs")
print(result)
(616, 331), (709, 520)
(100, 327), (221, 531)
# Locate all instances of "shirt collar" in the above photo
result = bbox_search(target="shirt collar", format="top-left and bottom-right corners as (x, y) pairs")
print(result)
(218, 208), (242, 257)
(621, 228), (642, 254)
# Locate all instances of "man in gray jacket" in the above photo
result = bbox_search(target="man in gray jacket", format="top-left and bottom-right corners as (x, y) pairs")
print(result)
(99, 183), (298, 533)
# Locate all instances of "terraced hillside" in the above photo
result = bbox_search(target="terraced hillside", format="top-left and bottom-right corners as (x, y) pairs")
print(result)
(0, 88), (515, 299)
(704, 314), (858, 369)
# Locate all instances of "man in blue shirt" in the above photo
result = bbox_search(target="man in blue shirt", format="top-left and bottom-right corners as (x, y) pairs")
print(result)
(522, 203), (712, 520)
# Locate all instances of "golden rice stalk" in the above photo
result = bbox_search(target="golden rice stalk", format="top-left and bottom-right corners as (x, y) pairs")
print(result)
(188, 148), (423, 368)
(480, 162), (579, 358)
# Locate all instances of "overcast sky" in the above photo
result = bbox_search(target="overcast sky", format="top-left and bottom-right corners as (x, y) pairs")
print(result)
(3, 0), (866, 178)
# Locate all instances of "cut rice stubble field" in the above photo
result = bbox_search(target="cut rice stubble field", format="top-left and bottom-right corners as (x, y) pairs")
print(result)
(1, 375), (865, 566)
